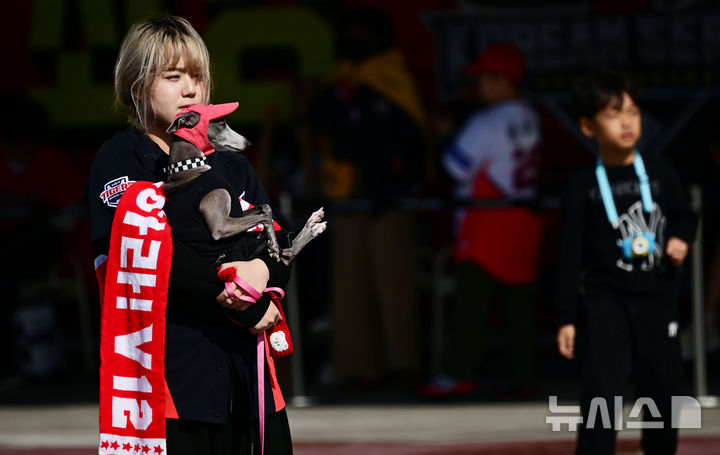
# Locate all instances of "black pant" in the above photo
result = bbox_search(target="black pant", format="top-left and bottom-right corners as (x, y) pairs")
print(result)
(577, 291), (681, 455)
(166, 408), (293, 455)
(445, 262), (536, 388)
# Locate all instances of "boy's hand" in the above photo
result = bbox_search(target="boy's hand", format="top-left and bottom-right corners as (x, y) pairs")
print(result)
(557, 324), (576, 360)
(666, 237), (689, 266)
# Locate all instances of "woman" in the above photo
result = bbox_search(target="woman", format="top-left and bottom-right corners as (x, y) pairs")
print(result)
(83, 14), (294, 454)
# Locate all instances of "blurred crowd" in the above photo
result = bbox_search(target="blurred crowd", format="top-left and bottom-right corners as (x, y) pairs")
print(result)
(2, 2), (719, 404)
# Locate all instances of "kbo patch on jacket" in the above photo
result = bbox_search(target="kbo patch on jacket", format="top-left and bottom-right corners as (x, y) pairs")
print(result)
(100, 176), (136, 207)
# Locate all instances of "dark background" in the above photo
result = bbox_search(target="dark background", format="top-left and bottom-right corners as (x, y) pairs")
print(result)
(1, 0), (719, 405)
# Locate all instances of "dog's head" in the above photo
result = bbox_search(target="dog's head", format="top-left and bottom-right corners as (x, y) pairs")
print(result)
(166, 102), (251, 155)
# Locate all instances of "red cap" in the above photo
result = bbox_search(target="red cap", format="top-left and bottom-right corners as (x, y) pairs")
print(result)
(462, 42), (526, 84)
(173, 102), (239, 155)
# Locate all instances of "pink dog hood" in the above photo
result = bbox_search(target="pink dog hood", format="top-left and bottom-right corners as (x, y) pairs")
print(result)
(173, 102), (239, 155)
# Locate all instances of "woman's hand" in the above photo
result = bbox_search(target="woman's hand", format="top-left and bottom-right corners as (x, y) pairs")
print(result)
(216, 281), (253, 311)
(557, 324), (576, 360)
(219, 258), (270, 292)
(215, 258), (270, 310)
(249, 302), (282, 334)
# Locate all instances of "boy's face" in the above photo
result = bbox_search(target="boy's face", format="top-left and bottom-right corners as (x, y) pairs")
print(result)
(474, 72), (513, 104)
(579, 91), (641, 154)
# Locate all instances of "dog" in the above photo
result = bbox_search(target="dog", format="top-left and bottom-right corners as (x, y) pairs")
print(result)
(162, 102), (326, 267)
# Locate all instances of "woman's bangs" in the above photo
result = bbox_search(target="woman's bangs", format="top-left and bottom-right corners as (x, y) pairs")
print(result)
(183, 39), (210, 81)
(157, 41), (185, 72)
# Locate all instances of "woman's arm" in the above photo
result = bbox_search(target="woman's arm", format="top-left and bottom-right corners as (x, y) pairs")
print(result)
(217, 258), (287, 331)
(209, 151), (298, 329)
(168, 238), (226, 310)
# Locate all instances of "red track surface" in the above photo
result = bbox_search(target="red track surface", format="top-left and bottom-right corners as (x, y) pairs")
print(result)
(1, 437), (719, 455)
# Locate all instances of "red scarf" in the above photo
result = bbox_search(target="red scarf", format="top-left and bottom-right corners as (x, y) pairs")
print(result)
(98, 181), (172, 454)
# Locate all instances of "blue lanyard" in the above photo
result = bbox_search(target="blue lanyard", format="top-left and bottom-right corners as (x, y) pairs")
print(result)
(595, 150), (654, 228)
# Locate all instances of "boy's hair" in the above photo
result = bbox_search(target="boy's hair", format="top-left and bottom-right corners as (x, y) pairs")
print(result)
(462, 42), (526, 85)
(570, 68), (640, 119)
(114, 14), (211, 131)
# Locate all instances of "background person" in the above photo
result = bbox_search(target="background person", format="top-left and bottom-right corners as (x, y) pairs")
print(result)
(308, 8), (428, 394)
(420, 42), (542, 399)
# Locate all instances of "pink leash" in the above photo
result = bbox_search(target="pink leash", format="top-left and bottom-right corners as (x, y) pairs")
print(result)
(257, 332), (265, 455)
(224, 273), (285, 455)
(225, 275), (261, 302)
(225, 275), (285, 303)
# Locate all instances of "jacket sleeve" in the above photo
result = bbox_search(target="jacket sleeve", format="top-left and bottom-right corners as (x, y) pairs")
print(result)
(83, 143), (144, 257)
(168, 239), (273, 327)
(661, 160), (698, 245)
(442, 113), (496, 184)
(165, 151), (292, 323)
(226, 153), (296, 289)
(167, 239), (224, 310)
(554, 173), (588, 328)
(84, 135), (228, 318)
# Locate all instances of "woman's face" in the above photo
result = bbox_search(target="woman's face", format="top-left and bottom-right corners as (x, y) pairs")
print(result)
(148, 54), (207, 134)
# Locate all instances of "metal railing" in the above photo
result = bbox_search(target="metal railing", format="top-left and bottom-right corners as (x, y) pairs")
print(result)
(689, 186), (719, 407)
(280, 188), (717, 406)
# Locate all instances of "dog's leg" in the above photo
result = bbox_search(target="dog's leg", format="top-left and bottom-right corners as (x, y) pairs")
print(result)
(279, 208), (327, 265)
(199, 190), (280, 259)
(239, 204), (281, 260)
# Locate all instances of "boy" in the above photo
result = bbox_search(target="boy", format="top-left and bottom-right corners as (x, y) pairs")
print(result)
(556, 68), (696, 454)
(420, 42), (542, 398)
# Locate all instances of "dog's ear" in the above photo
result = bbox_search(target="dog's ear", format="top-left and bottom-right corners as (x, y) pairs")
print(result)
(166, 112), (200, 134)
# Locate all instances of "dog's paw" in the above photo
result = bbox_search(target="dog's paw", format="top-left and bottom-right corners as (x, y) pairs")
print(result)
(305, 207), (325, 228)
(267, 241), (281, 262)
(260, 204), (274, 217)
(279, 250), (293, 266)
(310, 221), (327, 237)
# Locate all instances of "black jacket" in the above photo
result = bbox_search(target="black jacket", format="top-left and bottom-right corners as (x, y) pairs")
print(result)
(83, 128), (293, 422)
(554, 156), (697, 327)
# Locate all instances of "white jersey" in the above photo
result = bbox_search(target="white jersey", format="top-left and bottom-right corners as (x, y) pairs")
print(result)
(443, 100), (541, 199)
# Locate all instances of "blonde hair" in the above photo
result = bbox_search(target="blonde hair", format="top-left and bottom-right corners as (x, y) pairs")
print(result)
(114, 14), (212, 131)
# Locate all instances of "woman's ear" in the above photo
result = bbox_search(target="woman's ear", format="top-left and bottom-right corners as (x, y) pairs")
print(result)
(131, 85), (142, 102)
(578, 117), (595, 139)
